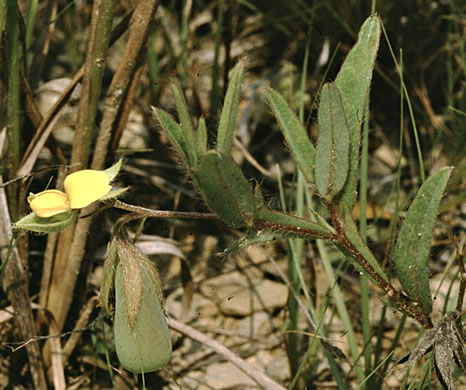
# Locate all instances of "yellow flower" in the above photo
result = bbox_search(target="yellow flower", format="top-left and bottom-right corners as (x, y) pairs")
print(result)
(28, 169), (112, 218)
(27, 190), (70, 218)
(64, 170), (111, 208)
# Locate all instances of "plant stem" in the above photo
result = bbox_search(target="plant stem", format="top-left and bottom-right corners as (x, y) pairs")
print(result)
(114, 197), (434, 330)
(113, 200), (218, 220)
(6, 0), (21, 218)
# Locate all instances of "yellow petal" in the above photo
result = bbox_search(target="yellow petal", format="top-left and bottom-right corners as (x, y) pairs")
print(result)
(28, 190), (71, 218)
(64, 169), (112, 209)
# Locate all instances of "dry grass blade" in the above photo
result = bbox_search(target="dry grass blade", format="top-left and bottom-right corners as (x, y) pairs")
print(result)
(44, 2), (161, 359)
(43, 2), (118, 366)
(0, 182), (47, 389)
(92, 0), (161, 170)
(19, 9), (133, 177)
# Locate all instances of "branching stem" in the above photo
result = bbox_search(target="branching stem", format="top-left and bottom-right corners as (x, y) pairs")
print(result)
(113, 198), (435, 329)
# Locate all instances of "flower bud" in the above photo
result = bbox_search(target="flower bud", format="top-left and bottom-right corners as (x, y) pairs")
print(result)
(112, 239), (172, 373)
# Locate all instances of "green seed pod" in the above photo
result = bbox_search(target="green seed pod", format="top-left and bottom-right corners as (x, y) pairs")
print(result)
(114, 254), (172, 373)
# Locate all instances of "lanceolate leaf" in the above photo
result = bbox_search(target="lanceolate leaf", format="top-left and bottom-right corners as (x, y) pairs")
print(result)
(334, 15), (381, 210)
(393, 167), (453, 314)
(255, 206), (330, 237)
(265, 88), (315, 183)
(196, 116), (208, 156)
(216, 152), (257, 225)
(315, 83), (350, 199)
(216, 59), (245, 152)
(195, 150), (256, 228)
(104, 158), (123, 181)
(14, 210), (75, 233)
(170, 82), (198, 169)
(151, 107), (190, 169)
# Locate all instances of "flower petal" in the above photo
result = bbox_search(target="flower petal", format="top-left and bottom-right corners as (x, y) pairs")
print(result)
(28, 190), (70, 218)
(64, 170), (112, 209)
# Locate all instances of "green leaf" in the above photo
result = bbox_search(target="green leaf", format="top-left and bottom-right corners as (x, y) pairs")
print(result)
(104, 158), (123, 181)
(99, 187), (129, 202)
(197, 116), (208, 156)
(170, 82), (198, 168)
(393, 167), (453, 314)
(14, 211), (76, 233)
(315, 83), (350, 199)
(216, 152), (257, 222)
(255, 206), (330, 237)
(216, 58), (245, 152)
(151, 107), (190, 170)
(265, 88), (315, 183)
(343, 210), (389, 286)
(334, 15), (381, 210)
(195, 150), (256, 228)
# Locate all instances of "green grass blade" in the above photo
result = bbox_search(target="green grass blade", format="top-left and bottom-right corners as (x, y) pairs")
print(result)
(147, 32), (161, 101)
(317, 239), (366, 384)
(380, 23), (425, 183)
(265, 88), (315, 183)
(180, 0), (189, 81)
(209, 0), (224, 120)
(0, 1), (6, 43)
(25, 0), (39, 49)
(393, 167), (453, 314)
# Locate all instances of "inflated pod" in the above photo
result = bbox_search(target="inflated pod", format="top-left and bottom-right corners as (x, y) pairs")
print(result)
(114, 261), (172, 373)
